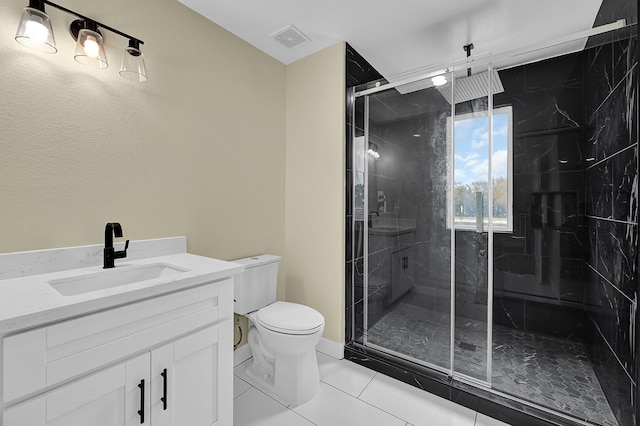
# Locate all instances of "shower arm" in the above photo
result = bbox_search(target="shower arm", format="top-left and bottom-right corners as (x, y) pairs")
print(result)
(464, 43), (474, 77)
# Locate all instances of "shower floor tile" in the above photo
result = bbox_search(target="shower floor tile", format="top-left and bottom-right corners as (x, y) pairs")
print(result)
(367, 301), (619, 426)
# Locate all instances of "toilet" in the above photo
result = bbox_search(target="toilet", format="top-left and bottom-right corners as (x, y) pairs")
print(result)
(233, 254), (325, 406)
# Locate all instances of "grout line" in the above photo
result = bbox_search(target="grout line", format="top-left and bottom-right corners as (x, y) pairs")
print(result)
(288, 408), (319, 426)
(584, 214), (638, 226)
(585, 261), (635, 304)
(357, 371), (378, 399)
(584, 142), (638, 171)
(319, 379), (410, 425)
(586, 61), (638, 125)
(233, 376), (252, 400)
(589, 316), (637, 386)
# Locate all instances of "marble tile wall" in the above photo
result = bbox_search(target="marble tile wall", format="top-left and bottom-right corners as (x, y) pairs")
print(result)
(346, 43), (382, 343)
(491, 51), (588, 339)
(583, 35), (638, 426)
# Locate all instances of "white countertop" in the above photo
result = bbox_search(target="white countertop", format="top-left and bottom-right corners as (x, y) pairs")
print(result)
(0, 247), (243, 335)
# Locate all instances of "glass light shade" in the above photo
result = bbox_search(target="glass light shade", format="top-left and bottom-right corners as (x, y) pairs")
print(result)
(119, 46), (148, 82)
(74, 29), (108, 69)
(15, 7), (57, 53)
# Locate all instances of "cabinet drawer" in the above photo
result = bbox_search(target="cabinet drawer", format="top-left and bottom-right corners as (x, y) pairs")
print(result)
(3, 280), (230, 404)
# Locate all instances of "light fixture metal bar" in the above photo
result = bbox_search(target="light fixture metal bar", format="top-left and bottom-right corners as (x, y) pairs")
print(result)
(40, 0), (144, 45)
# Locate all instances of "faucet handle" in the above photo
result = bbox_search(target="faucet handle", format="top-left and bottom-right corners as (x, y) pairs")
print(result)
(114, 240), (130, 260)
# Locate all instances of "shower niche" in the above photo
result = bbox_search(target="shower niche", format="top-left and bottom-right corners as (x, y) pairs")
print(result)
(530, 191), (578, 229)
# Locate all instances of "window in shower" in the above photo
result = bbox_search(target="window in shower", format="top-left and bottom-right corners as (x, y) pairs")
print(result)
(447, 106), (513, 232)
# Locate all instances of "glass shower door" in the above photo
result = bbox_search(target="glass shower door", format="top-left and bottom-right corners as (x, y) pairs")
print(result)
(450, 64), (495, 384)
(357, 72), (455, 373)
(353, 65), (500, 383)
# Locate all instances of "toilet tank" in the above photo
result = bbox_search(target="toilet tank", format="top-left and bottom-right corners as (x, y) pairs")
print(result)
(233, 254), (281, 315)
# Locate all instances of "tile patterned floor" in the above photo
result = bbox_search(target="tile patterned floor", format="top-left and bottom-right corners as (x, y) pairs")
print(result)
(234, 351), (511, 426)
(367, 302), (618, 426)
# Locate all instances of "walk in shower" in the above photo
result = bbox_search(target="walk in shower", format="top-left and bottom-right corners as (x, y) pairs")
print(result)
(345, 20), (638, 426)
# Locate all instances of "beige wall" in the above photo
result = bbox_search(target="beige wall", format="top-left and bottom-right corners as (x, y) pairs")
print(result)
(0, 0), (346, 344)
(285, 43), (346, 343)
(0, 0), (286, 270)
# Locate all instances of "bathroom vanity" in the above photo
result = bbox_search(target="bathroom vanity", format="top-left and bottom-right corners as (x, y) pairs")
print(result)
(0, 237), (241, 426)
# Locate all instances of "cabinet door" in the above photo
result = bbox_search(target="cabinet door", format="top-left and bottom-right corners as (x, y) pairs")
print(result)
(3, 353), (150, 426)
(151, 322), (231, 426)
(390, 248), (414, 305)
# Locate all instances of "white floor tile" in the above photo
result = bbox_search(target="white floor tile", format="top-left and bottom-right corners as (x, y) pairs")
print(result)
(234, 387), (316, 426)
(475, 413), (511, 426)
(293, 381), (406, 426)
(317, 352), (377, 397)
(234, 358), (291, 407)
(234, 375), (252, 399)
(359, 373), (476, 426)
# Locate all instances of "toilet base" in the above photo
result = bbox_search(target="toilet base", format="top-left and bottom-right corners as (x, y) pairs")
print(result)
(245, 351), (320, 406)
(246, 325), (321, 406)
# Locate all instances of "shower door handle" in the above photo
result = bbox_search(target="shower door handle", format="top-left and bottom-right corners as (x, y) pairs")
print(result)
(476, 191), (484, 233)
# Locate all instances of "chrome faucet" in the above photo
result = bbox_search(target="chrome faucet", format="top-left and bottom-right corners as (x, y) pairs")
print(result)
(104, 222), (129, 269)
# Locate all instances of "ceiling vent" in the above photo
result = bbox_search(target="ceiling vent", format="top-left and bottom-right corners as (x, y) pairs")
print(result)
(270, 25), (310, 49)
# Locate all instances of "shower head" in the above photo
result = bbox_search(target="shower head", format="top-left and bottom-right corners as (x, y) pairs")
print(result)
(436, 69), (504, 105)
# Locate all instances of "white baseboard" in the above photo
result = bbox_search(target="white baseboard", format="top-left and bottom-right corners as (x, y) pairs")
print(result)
(234, 338), (344, 366)
(316, 338), (344, 359)
(234, 343), (252, 367)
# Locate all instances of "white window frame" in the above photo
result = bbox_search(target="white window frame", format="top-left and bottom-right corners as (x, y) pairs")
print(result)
(446, 105), (513, 233)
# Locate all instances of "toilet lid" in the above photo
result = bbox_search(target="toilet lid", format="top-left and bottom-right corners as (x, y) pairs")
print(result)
(257, 301), (325, 335)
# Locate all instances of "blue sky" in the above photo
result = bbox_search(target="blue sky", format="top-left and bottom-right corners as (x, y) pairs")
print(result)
(453, 111), (510, 185)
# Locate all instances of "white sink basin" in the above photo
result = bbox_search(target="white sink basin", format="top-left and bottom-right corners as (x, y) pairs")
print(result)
(48, 263), (189, 296)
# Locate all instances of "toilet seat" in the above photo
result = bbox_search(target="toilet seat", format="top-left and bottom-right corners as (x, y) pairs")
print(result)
(256, 301), (324, 335)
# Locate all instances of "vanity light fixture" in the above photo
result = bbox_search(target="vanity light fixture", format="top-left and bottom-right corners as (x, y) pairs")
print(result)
(119, 39), (147, 82)
(15, 0), (147, 81)
(15, 0), (56, 53)
(71, 19), (107, 69)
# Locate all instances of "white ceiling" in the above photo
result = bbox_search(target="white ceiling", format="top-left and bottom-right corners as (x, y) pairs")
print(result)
(178, 0), (603, 81)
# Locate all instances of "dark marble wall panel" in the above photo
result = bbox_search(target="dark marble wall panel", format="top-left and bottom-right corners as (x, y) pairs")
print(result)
(593, 78), (634, 161)
(346, 44), (377, 343)
(494, 51), (588, 324)
(586, 43), (616, 120)
(596, 221), (638, 299)
(582, 31), (638, 426)
(586, 157), (614, 218)
(346, 43), (383, 89)
(523, 300), (585, 339)
(613, 145), (638, 223)
(584, 267), (634, 373)
(585, 318), (635, 426)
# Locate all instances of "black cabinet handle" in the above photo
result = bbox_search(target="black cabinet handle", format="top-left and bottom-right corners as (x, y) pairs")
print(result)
(137, 379), (145, 424)
(161, 368), (168, 410)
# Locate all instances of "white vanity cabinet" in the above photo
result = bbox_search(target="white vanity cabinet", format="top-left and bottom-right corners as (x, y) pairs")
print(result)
(1, 278), (233, 426)
(150, 325), (224, 426)
(4, 352), (150, 426)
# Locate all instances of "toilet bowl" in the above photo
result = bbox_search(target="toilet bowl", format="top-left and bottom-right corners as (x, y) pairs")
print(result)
(233, 255), (325, 406)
